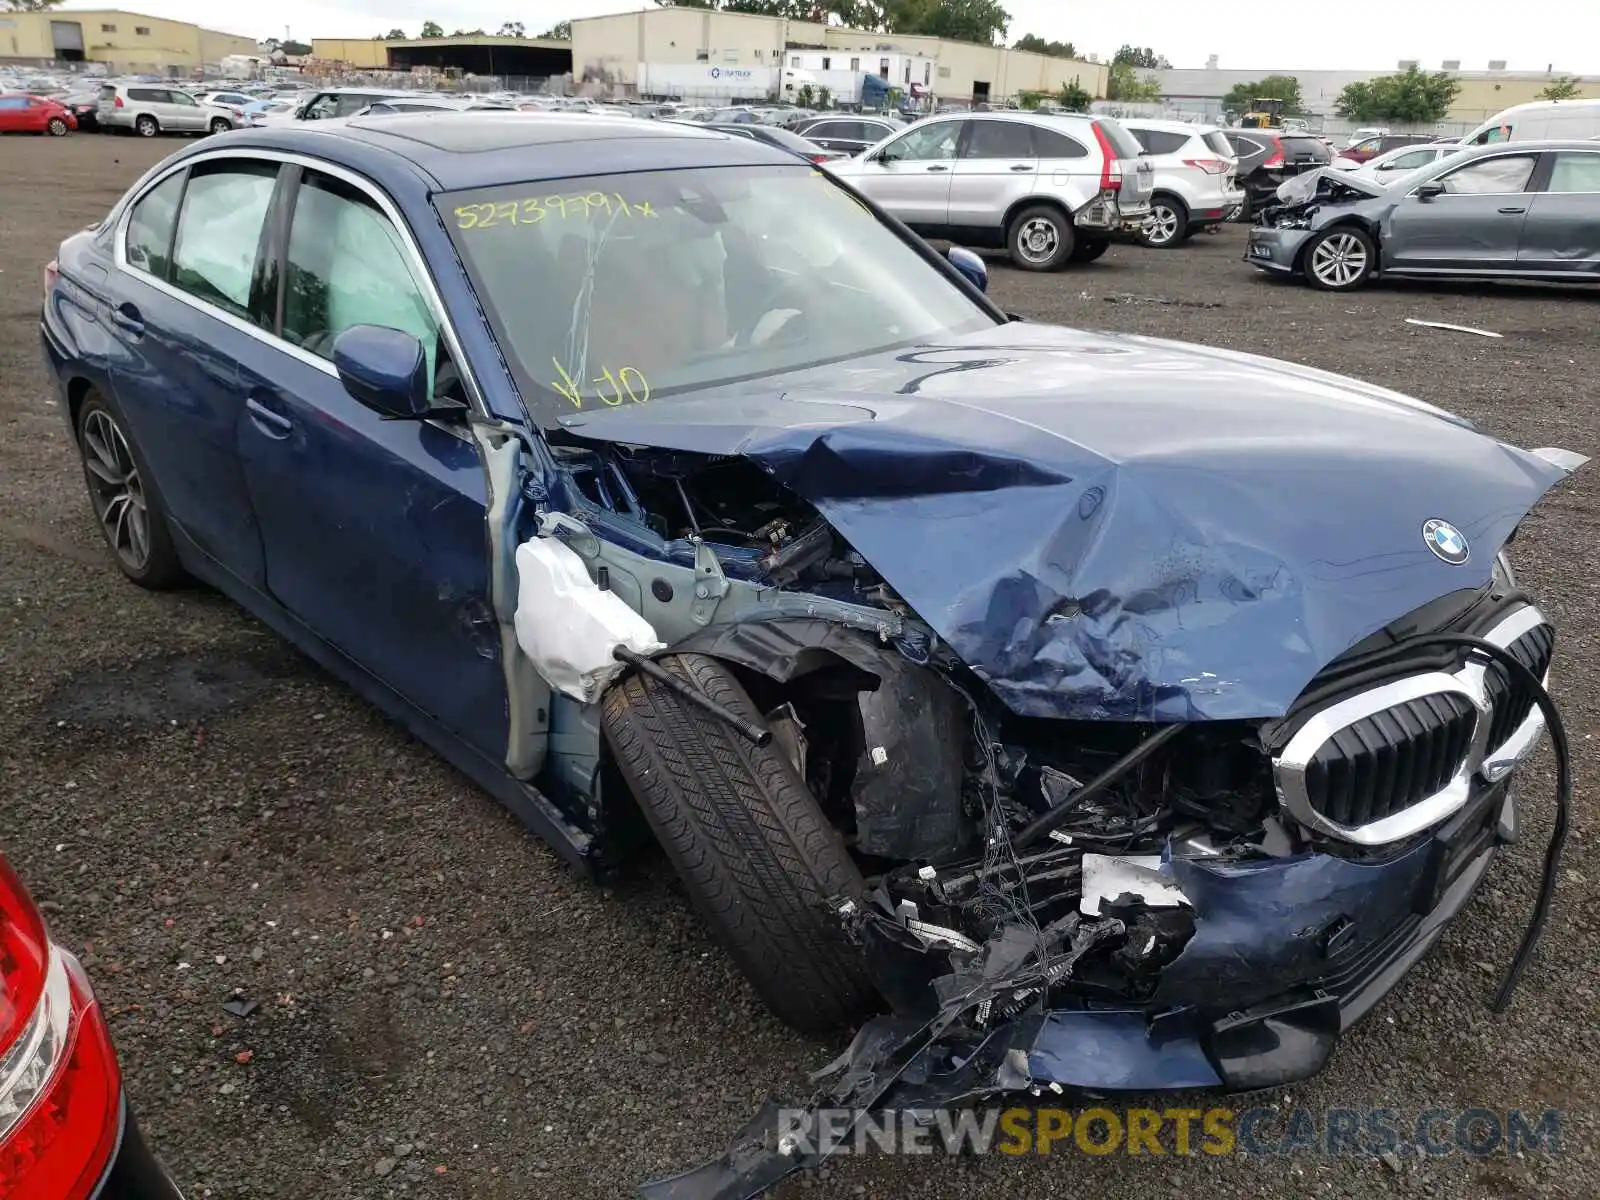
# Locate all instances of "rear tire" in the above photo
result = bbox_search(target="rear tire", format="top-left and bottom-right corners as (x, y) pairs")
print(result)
(1007, 204), (1074, 271)
(134, 115), (158, 137)
(602, 653), (878, 1033)
(46, 117), (68, 137)
(1139, 195), (1189, 248)
(209, 117), (231, 135)
(75, 390), (187, 589)
(1070, 238), (1110, 263)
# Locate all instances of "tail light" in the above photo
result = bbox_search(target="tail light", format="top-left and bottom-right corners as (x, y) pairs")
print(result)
(43, 260), (58, 296)
(1262, 136), (1285, 168)
(0, 857), (123, 1200)
(1089, 122), (1122, 193)
(1182, 158), (1230, 175)
(113, 95), (123, 108)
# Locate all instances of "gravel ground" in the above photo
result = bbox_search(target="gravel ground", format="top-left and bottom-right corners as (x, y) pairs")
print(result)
(1, 134), (1596, 1199)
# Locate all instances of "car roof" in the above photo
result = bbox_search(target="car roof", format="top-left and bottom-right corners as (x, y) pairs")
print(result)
(1119, 117), (1213, 134)
(192, 112), (800, 193)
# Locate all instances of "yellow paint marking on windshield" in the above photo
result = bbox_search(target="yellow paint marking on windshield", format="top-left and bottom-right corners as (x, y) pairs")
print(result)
(551, 359), (651, 410)
(455, 192), (659, 230)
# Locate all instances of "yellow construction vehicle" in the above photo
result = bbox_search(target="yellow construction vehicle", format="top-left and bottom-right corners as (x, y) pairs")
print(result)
(1239, 97), (1286, 128)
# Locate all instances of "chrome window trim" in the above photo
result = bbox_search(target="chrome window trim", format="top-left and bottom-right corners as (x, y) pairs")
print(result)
(1274, 604), (1550, 845)
(112, 146), (488, 432)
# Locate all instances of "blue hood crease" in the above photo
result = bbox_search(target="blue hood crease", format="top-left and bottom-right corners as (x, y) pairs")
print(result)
(560, 325), (1575, 721)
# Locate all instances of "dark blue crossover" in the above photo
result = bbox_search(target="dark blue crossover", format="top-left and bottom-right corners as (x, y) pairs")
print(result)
(41, 113), (1583, 1200)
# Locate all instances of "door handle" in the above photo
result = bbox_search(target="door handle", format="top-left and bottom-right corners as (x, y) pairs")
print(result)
(925, 164), (949, 172)
(245, 394), (293, 439)
(109, 303), (144, 337)
(1498, 206), (1526, 214)
(1010, 163), (1034, 172)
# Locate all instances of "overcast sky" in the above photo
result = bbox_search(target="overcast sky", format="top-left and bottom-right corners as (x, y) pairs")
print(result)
(60, 0), (1599, 73)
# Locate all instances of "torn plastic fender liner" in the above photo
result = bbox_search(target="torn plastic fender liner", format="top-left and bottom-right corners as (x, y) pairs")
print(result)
(673, 620), (969, 860)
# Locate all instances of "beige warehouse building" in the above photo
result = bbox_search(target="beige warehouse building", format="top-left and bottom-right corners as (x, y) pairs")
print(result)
(571, 8), (1108, 104)
(0, 9), (255, 74)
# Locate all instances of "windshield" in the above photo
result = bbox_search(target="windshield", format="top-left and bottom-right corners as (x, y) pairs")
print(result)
(439, 164), (997, 426)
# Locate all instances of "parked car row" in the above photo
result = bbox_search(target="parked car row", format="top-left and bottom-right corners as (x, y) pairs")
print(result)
(0, 92), (77, 136)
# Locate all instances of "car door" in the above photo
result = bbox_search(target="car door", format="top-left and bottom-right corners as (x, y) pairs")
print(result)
(102, 158), (277, 587)
(0, 95), (33, 132)
(232, 165), (507, 759)
(948, 119), (1039, 232)
(1385, 152), (1539, 271)
(846, 119), (961, 232)
(1516, 149), (1600, 274)
(164, 89), (206, 131)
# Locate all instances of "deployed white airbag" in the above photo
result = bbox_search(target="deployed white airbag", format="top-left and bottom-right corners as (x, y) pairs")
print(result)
(513, 537), (665, 703)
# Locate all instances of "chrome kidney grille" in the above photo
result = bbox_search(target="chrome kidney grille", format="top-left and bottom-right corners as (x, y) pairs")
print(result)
(1275, 606), (1553, 845)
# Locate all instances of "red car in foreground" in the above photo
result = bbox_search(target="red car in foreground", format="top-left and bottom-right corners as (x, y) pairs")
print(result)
(0, 852), (182, 1198)
(0, 93), (76, 136)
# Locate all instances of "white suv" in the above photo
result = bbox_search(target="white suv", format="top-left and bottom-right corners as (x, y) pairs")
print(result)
(1120, 119), (1246, 248)
(826, 111), (1154, 271)
(96, 82), (239, 138)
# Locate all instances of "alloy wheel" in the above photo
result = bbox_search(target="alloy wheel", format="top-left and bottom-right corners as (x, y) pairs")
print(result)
(1143, 204), (1180, 245)
(1016, 217), (1060, 264)
(47, 117), (67, 136)
(80, 410), (151, 571)
(1309, 232), (1369, 288)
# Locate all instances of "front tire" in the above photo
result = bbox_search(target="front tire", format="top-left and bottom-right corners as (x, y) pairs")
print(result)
(1139, 196), (1189, 248)
(75, 391), (186, 589)
(209, 117), (231, 135)
(602, 653), (878, 1033)
(134, 115), (158, 138)
(46, 117), (68, 137)
(1302, 226), (1376, 290)
(1007, 204), (1074, 271)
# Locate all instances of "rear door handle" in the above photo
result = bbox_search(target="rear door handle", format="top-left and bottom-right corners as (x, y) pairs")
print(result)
(245, 393), (293, 439)
(925, 164), (949, 172)
(1498, 206), (1527, 214)
(109, 302), (144, 337)
(1010, 163), (1034, 172)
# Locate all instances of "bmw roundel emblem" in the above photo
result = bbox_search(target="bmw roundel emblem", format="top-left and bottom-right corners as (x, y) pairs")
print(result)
(1422, 518), (1470, 565)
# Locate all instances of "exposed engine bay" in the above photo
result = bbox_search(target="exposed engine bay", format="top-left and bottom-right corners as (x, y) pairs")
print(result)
(1257, 166), (1386, 229)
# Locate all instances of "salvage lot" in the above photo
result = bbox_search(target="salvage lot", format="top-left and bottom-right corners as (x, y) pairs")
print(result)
(3, 134), (1598, 1198)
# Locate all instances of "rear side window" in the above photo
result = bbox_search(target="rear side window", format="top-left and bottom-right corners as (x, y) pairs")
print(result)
(1226, 133), (1264, 155)
(1129, 128), (1189, 155)
(127, 88), (166, 104)
(281, 172), (438, 388)
(1092, 118), (1144, 160)
(171, 162), (279, 318)
(962, 120), (1035, 158)
(0, 96), (26, 111)
(125, 171), (185, 277)
(1203, 130), (1234, 156)
(1033, 127), (1087, 159)
(1545, 152), (1600, 193)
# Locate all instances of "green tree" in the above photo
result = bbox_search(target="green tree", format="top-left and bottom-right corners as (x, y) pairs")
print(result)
(450, 28), (486, 35)
(1013, 34), (1076, 58)
(1335, 66), (1459, 123)
(540, 20), (572, 38)
(1, 0), (66, 9)
(1539, 76), (1583, 100)
(884, 0), (1010, 42)
(382, 27), (407, 38)
(419, 20), (444, 37)
(1105, 59), (1160, 102)
(1113, 44), (1169, 69)
(497, 21), (525, 36)
(280, 39), (311, 55)
(1058, 78), (1091, 111)
(1221, 74), (1305, 116)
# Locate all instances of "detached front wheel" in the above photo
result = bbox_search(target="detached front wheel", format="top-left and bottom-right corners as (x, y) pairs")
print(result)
(1303, 226), (1376, 290)
(602, 653), (877, 1033)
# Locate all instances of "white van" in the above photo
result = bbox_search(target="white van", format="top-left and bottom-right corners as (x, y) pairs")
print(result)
(1460, 98), (1600, 145)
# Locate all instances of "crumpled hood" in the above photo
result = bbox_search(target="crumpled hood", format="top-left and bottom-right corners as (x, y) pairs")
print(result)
(561, 323), (1577, 720)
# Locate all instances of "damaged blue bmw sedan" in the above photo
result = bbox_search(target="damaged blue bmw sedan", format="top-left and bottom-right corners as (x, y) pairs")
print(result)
(42, 114), (1583, 1198)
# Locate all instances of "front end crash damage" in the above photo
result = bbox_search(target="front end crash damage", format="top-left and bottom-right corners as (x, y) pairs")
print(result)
(481, 329), (1584, 1200)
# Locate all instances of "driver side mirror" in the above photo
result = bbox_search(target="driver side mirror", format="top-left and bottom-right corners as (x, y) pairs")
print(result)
(332, 325), (459, 422)
(946, 246), (987, 293)
(1416, 180), (1446, 200)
